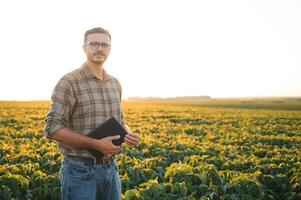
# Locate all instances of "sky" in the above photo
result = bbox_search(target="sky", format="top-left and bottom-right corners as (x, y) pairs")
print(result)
(0, 0), (300, 100)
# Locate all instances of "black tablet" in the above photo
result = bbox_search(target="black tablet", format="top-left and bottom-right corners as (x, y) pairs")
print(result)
(87, 116), (127, 159)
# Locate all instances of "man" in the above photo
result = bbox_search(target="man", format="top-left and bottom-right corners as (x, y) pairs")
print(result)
(44, 27), (139, 200)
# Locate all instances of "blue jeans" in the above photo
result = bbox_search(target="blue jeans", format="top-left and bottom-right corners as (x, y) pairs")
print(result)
(60, 157), (121, 200)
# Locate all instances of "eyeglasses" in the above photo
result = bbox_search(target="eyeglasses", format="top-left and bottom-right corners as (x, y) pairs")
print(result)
(85, 41), (111, 50)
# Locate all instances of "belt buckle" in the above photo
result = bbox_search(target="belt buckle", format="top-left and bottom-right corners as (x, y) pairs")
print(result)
(99, 158), (106, 165)
(100, 157), (112, 165)
(95, 157), (104, 165)
(94, 155), (113, 165)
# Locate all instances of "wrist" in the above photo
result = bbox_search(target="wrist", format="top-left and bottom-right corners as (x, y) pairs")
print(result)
(84, 137), (98, 149)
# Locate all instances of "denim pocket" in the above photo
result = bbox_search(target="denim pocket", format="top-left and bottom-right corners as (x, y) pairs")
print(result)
(67, 162), (93, 179)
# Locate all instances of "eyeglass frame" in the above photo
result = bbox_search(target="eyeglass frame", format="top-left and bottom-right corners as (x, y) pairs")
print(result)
(85, 41), (111, 50)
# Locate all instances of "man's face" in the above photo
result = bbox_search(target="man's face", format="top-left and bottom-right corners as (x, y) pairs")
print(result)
(83, 33), (111, 64)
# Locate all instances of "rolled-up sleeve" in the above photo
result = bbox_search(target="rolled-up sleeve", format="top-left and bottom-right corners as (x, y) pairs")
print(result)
(44, 78), (75, 139)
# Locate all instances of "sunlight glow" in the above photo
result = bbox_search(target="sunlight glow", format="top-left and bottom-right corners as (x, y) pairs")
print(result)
(0, 0), (300, 100)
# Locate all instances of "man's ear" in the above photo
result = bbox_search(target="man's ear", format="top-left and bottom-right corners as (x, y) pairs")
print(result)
(82, 44), (86, 53)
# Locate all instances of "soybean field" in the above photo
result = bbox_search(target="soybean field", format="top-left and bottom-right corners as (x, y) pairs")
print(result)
(0, 100), (301, 199)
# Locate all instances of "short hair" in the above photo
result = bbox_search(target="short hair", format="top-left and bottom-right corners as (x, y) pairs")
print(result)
(84, 27), (111, 43)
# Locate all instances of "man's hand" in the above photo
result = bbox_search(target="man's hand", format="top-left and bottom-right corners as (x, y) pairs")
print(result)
(124, 125), (139, 147)
(51, 128), (122, 156)
(92, 135), (121, 156)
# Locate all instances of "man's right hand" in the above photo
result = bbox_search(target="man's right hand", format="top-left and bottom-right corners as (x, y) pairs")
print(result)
(92, 135), (121, 156)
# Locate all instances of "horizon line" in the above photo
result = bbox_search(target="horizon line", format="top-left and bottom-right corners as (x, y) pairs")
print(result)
(1, 95), (301, 102)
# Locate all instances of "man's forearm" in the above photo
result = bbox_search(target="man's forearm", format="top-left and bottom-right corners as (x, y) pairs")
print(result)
(51, 128), (97, 149)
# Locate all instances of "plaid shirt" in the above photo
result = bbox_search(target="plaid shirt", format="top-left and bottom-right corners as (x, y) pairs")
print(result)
(44, 63), (125, 159)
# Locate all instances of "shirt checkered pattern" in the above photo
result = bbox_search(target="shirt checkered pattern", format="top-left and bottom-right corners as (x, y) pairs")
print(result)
(44, 63), (125, 159)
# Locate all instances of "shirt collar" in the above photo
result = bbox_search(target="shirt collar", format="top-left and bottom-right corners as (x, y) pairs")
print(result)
(82, 63), (112, 81)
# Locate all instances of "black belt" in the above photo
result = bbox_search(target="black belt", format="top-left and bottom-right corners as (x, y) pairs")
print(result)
(66, 155), (113, 166)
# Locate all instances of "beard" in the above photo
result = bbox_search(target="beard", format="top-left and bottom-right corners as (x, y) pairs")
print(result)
(91, 53), (108, 64)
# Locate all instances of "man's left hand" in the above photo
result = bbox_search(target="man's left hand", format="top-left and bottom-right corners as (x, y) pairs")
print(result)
(124, 125), (139, 147)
